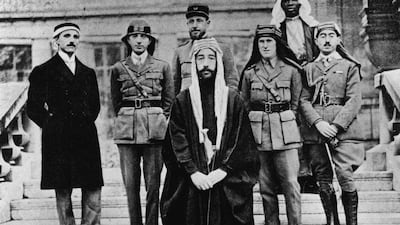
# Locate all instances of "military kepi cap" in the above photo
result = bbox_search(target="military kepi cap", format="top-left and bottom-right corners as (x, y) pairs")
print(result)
(315, 21), (341, 38)
(121, 19), (155, 43)
(53, 22), (80, 38)
(186, 3), (209, 19)
(255, 25), (282, 39)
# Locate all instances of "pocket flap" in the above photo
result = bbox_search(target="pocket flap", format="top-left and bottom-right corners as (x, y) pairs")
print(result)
(276, 80), (291, 88)
(251, 82), (263, 90)
(117, 74), (131, 81)
(146, 72), (162, 79)
(118, 107), (135, 116)
(249, 111), (263, 122)
(280, 110), (295, 122)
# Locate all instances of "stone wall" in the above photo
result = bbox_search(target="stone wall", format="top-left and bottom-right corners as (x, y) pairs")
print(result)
(0, 0), (379, 166)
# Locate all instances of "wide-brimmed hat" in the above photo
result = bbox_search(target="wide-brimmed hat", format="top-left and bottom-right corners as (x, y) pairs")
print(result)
(121, 19), (156, 43)
(185, 3), (209, 20)
(121, 19), (156, 55)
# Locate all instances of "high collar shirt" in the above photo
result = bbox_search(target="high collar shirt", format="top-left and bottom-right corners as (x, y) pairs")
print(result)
(315, 51), (342, 67)
(58, 50), (76, 75)
(131, 51), (148, 66)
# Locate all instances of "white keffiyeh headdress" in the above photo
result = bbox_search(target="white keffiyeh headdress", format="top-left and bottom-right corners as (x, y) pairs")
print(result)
(271, 0), (319, 28)
(189, 38), (229, 164)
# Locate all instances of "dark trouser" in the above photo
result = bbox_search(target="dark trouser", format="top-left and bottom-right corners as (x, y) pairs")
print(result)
(118, 144), (163, 225)
(307, 142), (364, 225)
(55, 187), (101, 225)
(259, 149), (301, 225)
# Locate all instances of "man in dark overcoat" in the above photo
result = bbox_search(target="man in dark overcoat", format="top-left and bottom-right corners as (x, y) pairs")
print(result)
(161, 38), (259, 225)
(172, 3), (239, 95)
(299, 22), (364, 225)
(27, 22), (103, 225)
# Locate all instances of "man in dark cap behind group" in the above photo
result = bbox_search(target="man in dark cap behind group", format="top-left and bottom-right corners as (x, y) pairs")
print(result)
(300, 21), (364, 225)
(27, 22), (103, 225)
(172, 3), (239, 95)
(110, 19), (174, 225)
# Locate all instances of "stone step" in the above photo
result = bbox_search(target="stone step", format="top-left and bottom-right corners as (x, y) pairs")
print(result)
(4, 213), (400, 225)
(10, 191), (400, 220)
(22, 168), (394, 199)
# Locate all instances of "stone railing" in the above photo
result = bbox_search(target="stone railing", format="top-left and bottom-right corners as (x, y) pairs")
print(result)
(373, 70), (400, 190)
(0, 82), (30, 181)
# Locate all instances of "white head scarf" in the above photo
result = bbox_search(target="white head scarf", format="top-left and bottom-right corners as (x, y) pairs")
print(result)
(189, 38), (229, 163)
(271, 0), (319, 28)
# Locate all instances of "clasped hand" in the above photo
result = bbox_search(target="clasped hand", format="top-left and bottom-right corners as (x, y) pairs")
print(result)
(190, 169), (227, 191)
(315, 120), (338, 139)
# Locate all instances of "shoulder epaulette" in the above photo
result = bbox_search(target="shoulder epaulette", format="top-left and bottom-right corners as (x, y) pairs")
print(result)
(245, 64), (256, 71)
(178, 40), (190, 47)
(284, 57), (303, 71)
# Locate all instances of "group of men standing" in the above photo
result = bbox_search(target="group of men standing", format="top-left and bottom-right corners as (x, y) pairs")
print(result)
(26, 1), (364, 225)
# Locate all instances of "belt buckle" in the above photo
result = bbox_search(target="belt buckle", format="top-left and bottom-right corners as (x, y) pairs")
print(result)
(264, 102), (272, 113)
(323, 95), (331, 107)
(134, 99), (142, 109)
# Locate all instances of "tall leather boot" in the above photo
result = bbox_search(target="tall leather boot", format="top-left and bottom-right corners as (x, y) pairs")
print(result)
(342, 191), (358, 225)
(319, 183), (340, 225)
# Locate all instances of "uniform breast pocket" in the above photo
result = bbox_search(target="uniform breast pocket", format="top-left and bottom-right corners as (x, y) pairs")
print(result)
(146, 71), (163, 96)
(250, 82), (265, 102)
(114, 107), (135, 140)
(275, 80), (291, 101)
(117, 74), (134, 90)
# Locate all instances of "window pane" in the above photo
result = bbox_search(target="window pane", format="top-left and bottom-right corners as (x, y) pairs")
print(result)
(0, 46), (14, 70)
(15, 45), (32, 70)
(106, 44), (121, 66)
(94, 47), (103, 67)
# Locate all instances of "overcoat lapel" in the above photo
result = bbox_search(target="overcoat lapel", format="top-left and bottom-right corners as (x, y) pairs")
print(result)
(54, 54), (74, 82)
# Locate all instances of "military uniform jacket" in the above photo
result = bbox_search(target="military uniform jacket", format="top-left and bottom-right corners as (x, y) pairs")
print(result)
(299, 56), (363, 143)
(110, 54), (174, 144)
(240, 59), (302, 151)
(172, 38), (239, 95)
(27, 54), (103, 189)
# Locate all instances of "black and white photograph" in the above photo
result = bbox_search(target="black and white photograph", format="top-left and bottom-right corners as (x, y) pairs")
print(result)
(0, 0), (398, 224)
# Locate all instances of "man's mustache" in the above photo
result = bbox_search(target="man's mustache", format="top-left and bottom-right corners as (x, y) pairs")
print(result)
(199, 68), (214, 74)
(191, 28), (200, 32)
(324, 42), (331, 47)
(67, 43), (76, 47)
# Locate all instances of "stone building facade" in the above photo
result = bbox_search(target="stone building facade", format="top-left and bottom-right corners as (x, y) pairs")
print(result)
(0, 0), (378, 167)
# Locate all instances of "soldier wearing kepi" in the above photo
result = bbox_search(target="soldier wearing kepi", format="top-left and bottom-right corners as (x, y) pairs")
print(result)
(172, 3), (239, 95)
(110, 19), (174, 225)
(27, 22), (103, 225)
(299, 22), (364, 225)
(240, 25), (303, 225)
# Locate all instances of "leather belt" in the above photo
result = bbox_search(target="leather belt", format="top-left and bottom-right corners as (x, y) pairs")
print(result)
(251, 102), (291, 113)
(315, 96), (345, 107)
(121, 99), (161, 109)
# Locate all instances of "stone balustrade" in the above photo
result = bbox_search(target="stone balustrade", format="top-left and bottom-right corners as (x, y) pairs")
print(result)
(373, 70), (400, 190)
(0, 82), (30, 181)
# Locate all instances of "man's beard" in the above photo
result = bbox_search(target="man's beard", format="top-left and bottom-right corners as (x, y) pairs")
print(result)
(190, 30), (206, 40)
(198, 67), (216, 82)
